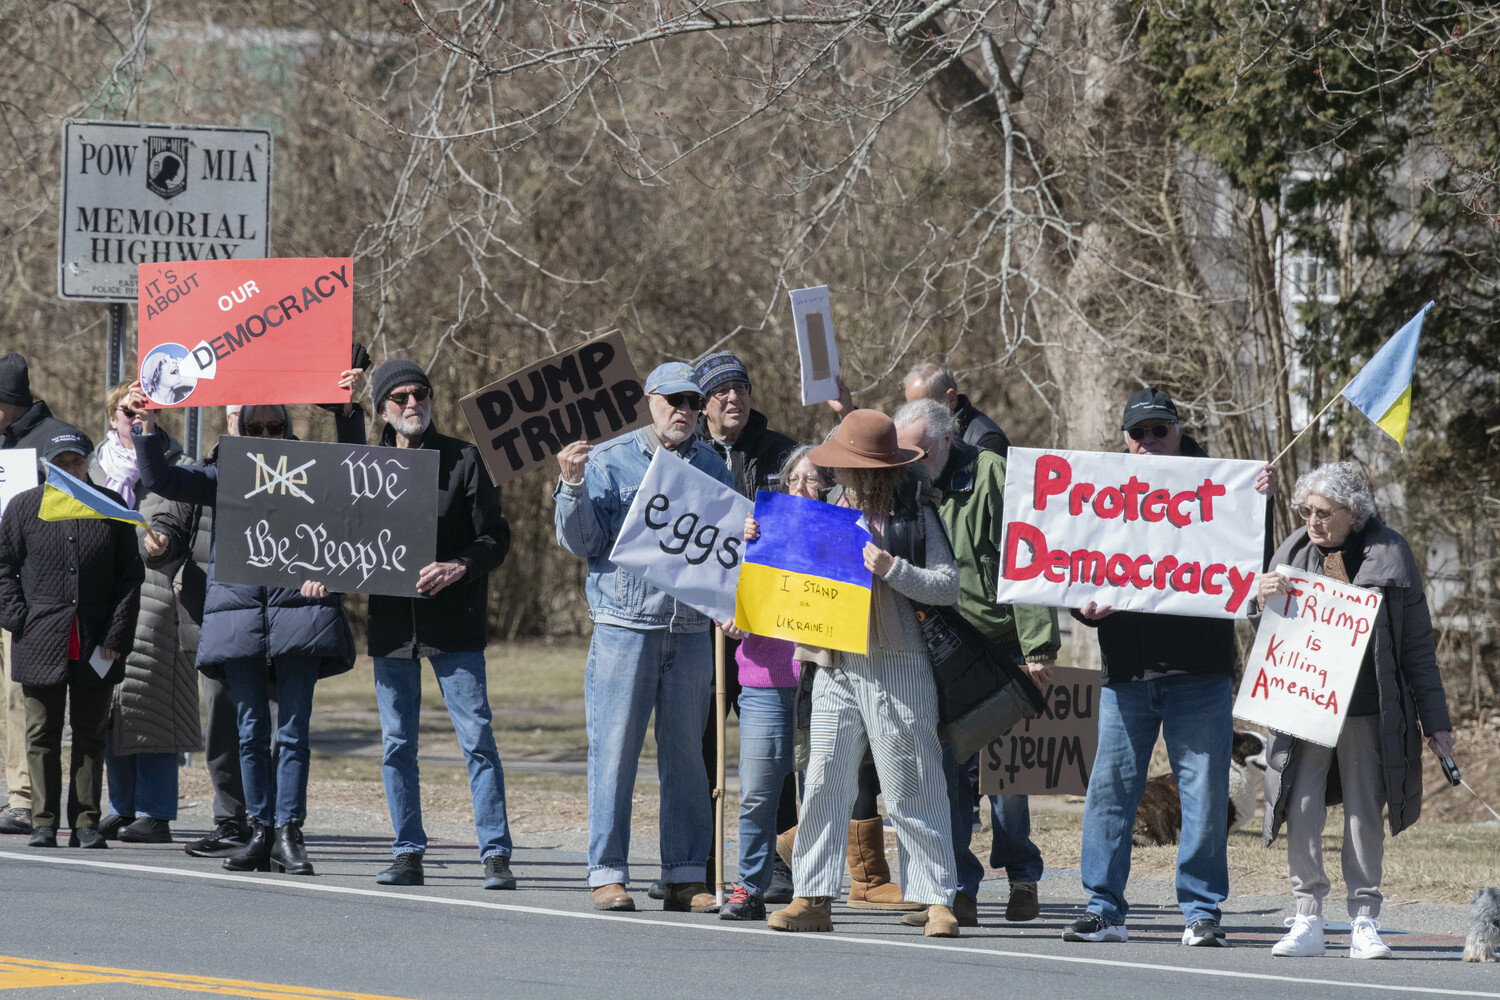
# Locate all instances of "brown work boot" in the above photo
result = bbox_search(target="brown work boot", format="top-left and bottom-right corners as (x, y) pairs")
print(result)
(767, 896), (833, 932)
(775, 825), (797, 867)
(591, 883), (635, 912)
(1006, 881), (1039, 922)
(662, 881), (718, 913)
(924, 904), (960, 938)
(902, 892), (979, 928)
(845, 818), (922, 911)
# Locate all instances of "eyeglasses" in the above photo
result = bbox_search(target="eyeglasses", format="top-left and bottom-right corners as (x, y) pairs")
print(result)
(243, 421), (286, 437)
(1128, 424), (1174, 440)
(387, 387), (432, 407)
(1296, 504), (1347, 523)
(658, 392), (703, 411)
(786, 474), (825, 489)
(710, 381), (749, 400)
(118, 405), (139, 419)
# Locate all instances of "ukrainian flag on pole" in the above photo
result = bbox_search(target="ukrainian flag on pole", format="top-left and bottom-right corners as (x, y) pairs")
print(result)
(1340, 301), (1431, 450)
(38, 463), (147, 528)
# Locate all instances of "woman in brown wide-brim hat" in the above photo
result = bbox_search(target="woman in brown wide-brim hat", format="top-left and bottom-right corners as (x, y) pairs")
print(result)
(760, 410), (963, 937)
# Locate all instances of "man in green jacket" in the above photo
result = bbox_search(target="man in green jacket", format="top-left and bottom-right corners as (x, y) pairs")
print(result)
(895, 398), (1060, 925)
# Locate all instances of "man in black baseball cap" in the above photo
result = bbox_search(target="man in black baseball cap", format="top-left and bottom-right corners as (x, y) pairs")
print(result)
(0, 353), (94, 836)
(1063, 385), (1274, 950)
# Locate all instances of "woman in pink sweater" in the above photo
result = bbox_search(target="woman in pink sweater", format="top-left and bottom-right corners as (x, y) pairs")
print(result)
(717, 446), (831, 920)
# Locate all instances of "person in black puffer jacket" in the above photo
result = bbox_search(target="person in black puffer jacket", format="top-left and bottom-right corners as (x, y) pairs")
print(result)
(0, 436), (144, 850)
(131, 381), (363, 877)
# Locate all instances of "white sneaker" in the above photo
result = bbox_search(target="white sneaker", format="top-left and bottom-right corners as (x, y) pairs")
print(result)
(1349, 916), (1393, 959)
(1271, 914), (1326, 957)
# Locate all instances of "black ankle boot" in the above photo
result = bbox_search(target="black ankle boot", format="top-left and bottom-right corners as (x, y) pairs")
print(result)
(271, 822), (314, 876)
(222, 820), (272, 872)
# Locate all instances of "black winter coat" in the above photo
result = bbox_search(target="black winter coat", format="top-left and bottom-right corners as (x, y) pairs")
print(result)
(366, 422), (510, 659)
(2, 400), (92, 460)
(700, 409), (798, 499)
(0, 481), (144, 687)
(955, 395), (1010, 458)
(136, 417), (362, 679)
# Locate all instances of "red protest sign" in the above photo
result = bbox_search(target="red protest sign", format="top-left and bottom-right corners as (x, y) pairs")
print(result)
(136, 257), (353, 408)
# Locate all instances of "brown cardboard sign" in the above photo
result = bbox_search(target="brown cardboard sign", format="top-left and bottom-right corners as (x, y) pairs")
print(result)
(460, 332), (648, 485)
(978, 667), (1100, 797)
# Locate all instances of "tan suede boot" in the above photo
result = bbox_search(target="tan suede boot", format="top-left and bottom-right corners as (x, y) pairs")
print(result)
(924, 903), (960, 938)
(766, 895), (833, 932)
(845, 817), (923, 911)
(775, 825), (797, 868)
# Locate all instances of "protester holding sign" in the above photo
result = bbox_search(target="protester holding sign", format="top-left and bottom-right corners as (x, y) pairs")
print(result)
(894, 399), (1057, 928)
(356, 360), (516, 892)
(764, 410), (962, 938)
(1064, 387), (1274, 949)
(693, 349), (798, 902)
(131, 378), (364, 877)
(0, 436), (144, 849)
(1259, 462), (1453, 961)
(0, 352), (94, 837)
(718, 445), (832, 921)
(554, 362), (732, 914)
(91, 384), (203, 845)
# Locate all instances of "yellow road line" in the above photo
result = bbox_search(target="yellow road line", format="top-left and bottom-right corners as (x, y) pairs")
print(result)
(0, 956), (418, 1000)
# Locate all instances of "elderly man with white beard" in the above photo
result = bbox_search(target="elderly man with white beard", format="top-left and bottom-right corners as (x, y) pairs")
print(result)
(357, 360), (515, 891)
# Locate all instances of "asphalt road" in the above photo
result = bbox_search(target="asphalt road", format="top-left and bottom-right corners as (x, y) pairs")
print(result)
(1, 827), (1493, 1000)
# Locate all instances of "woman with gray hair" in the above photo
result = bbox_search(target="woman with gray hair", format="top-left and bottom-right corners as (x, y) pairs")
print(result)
(1257, 461), (1453, 960)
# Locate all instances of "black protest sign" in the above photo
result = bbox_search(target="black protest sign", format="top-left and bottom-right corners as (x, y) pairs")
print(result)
(215, 438), (438, 598)
(978, 667), (1100, 797)
(459, 332), (648, 485)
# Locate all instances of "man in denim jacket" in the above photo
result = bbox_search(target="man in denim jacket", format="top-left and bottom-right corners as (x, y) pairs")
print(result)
(554, 362), (734, 914)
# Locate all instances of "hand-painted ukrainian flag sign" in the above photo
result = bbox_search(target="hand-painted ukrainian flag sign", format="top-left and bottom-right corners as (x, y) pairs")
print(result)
(38, 463), (147, 528)
(1341, 301), (1430, 450)
(735, 490), (873, 655)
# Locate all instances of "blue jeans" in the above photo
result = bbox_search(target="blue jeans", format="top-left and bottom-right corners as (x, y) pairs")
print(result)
(989, 793), (1043, 883)
(734, 684), (796, 895)
(941, 743), (986, 899)
(223, 654), (319, 828)
(374, 651), (511, 860)
(104, 745), (179, 821)
(585, 623), (711, 887)
(1081, 674), (1232, 925)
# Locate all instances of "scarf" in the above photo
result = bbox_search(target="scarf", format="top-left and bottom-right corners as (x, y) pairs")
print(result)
(97, 429), (141, 509)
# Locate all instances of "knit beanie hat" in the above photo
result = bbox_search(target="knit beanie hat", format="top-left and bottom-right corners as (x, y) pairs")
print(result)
(0, 353), (33, 408)
(693, 350), (751, 397)
(371, 359), (432, 408)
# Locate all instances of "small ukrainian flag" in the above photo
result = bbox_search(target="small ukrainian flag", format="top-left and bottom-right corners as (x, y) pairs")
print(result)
(38, 463), (147, 528)
(1341, 301), (1431, 450)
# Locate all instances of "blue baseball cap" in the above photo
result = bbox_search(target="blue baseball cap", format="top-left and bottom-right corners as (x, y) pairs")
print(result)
(643, 362), (702, 397)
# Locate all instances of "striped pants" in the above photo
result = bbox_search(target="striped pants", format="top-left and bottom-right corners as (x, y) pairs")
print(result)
(791, 648), (957, 906)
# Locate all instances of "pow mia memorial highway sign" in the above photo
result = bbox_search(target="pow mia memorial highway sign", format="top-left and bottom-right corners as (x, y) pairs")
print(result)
(59, 120), (272, 301)
(214, 438), (439, 599)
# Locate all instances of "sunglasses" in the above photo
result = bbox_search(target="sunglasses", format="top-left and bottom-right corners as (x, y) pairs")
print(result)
(243, 421), (286, 437)
(1296, 504), (1347, 523)
(709, 381), (750, 400)
(658, 392), (703, 411)
(387, 387), (432, 407)
(118, 405), (139, 419)
(1128, 424), (1174, 440)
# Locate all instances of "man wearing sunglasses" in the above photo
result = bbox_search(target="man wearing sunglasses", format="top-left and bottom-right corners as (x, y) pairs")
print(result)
(554, 362), (734, 914)
(0, 353), (94, 837)
(1064, 386), (1274, 949)
(356, 360), (514, 892)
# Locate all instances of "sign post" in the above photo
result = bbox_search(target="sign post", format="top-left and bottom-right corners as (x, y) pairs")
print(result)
(59, 119), (274, 458)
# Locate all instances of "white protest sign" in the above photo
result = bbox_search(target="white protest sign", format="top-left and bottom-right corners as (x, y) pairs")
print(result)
(0, 450), (38, 518)
(996, 447), (1267, 618)
(1232, 564), (1381, 747)
(788, 285), (841, 405)
(608, 449), (754, 622)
